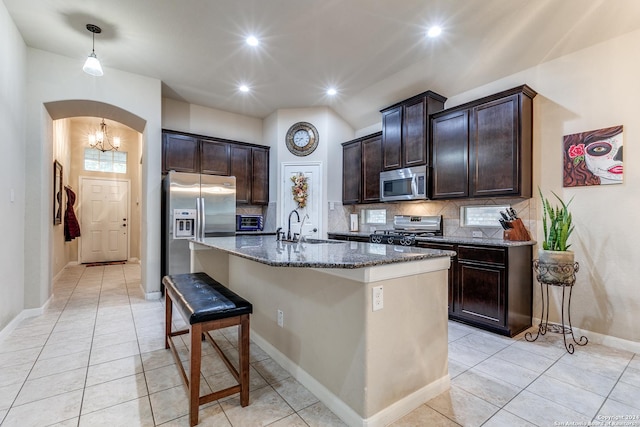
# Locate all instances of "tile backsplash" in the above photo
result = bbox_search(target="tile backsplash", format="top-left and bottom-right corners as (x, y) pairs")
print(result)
(329, 198), (536, 240)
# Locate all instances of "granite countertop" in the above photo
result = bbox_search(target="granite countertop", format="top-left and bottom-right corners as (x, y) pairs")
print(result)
(327, 231), (536, 248)
(192, 235), (455, 269)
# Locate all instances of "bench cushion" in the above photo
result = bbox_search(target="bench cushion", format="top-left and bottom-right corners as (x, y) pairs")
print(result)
(163, 272), (252, 324)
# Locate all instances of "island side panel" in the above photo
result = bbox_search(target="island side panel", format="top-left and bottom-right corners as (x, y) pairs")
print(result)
(364, 268), (449, 419)
(190, 243), (229, 285)
(227, 255), (450, 421)
(227, 255), (369, 417)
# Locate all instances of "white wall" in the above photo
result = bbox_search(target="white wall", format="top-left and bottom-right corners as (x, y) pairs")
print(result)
(269, 107), (353, 234)
(25, 48), (162, 307)
(162, 98), (264, 145)
(0, 1), (27, 331)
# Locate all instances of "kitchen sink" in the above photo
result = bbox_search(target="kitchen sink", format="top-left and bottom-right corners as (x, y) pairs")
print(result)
(281, 238), (344, 245)
(303, 238), (345, 244)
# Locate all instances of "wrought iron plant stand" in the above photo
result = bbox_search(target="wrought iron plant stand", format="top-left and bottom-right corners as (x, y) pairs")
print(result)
(526, 260), (588, 354)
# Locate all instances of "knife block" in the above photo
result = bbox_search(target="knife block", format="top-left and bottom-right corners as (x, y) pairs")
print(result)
(503, 218), (531, 241)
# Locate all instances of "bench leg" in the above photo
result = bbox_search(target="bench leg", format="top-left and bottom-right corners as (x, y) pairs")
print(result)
(239, 314), (250, 407)
(165, 292), (173, 350)
(189, 323), (202, 427)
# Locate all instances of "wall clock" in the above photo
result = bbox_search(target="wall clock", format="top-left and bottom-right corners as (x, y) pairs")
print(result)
(285, 122), (319, 156)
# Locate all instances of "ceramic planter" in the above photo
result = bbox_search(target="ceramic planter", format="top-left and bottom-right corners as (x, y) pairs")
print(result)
(537, 249), (576, 284)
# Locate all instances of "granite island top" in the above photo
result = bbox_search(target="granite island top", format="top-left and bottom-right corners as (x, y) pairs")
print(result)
(328, 231), (536, 247)
(191, 235), (456, 269)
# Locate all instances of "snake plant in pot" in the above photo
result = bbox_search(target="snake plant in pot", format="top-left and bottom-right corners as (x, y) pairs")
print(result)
(538, 188), (575, 282)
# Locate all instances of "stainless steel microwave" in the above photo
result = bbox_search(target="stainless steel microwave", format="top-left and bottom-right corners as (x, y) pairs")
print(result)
(380, 166), (428, 202)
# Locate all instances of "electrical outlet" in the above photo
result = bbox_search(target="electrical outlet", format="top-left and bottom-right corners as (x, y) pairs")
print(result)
(472, 231), (483, 238)
(277, 309), (284, 327)
(372, 286), (383, 311)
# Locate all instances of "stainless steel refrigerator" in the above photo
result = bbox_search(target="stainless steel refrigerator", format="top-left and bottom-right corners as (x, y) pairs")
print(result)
(162, 171), (236, 279)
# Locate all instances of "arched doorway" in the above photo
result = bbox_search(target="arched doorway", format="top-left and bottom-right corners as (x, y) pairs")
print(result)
(42, 100), (154, 295)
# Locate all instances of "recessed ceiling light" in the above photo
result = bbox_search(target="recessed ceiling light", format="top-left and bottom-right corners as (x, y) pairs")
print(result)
(427, 26), (442, 38)
(246, 36), (259, 46)
(327, 88), (337, 96)
(239, 85), (250, 93)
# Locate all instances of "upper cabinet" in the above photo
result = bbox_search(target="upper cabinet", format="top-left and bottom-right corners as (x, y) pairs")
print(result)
(163, 133), (199, 173)
(342, 132), (382, 204)
(430, 85), (536, 200)
(200, 139), (230, 175)
(380, 91), (447, 170)
(162, 130), (269, 205)
(251, 147), (269, 206)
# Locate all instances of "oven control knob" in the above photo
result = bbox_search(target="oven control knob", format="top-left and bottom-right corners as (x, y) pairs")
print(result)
(370, 235), (381, 244)
(387, 237), (394, 245)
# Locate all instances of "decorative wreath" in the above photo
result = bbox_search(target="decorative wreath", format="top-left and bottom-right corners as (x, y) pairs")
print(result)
(291, 173), (308, 208)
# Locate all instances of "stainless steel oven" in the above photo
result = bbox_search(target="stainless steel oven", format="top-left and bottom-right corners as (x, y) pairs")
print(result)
(379, 166), (428, 202)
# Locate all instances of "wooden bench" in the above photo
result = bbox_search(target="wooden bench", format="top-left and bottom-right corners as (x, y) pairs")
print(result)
(163, 272), (252, 426)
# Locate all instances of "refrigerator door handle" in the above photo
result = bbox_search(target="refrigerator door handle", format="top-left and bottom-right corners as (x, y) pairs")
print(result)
(199, 197), (206, 239)
(195, 197), (201, 239)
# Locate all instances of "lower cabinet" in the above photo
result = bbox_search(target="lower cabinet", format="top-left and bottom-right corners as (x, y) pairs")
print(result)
(418, 241), (532, 337)
(327, 233), (369, 243)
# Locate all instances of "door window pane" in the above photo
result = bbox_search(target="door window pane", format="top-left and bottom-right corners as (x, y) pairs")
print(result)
(84, 148), (127, 174)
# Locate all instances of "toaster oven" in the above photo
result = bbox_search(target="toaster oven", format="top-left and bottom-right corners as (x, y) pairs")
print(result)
(236, 214), (264, 231)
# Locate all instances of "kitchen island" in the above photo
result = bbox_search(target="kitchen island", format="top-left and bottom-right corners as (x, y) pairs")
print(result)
(189, 235), (455, 427)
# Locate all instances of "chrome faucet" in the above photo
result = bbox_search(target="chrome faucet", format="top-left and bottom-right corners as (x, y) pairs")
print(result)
(287, 209), (300, 240)
(298, 213), (310, 242)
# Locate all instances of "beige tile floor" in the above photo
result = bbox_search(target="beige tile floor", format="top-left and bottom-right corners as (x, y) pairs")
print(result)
(0, 263), (638, 427)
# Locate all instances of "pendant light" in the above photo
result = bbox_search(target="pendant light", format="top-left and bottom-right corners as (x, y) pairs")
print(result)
(83, 24), (104, 76)
(88, 119), (120, 152)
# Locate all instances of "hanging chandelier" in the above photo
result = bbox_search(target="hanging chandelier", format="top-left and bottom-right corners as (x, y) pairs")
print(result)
(83, 24), (104, 76)
(88, 119), (121, 152)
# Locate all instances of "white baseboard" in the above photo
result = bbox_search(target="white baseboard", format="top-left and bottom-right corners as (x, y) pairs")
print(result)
(532, 317), (640, 354)
(251, 331), (449, 427)
(144, 285), (162, 300)
(0, 296), (52, 344)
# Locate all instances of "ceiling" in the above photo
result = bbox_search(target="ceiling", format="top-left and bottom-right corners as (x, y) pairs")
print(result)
(5, 0), (640, 130)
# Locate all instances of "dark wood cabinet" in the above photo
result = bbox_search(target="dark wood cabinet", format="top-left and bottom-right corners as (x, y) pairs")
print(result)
(327, 233), (369, 243)
(416, 241), (457, 315)
(361, 135), (383, 203)
(163, 133), (199, 173)
(380, 91), (446, 171)
(422, 241), (533, 337)
(162, 130), (269, 205)
(342, 140), (362, 205)
(381, 107), (402, 170)
(251, 147), (269, 205)
(200, 139), (230, 175)
(341, 132), (382, 204)
(431, 110), (469, 199)
(230, 145), (251, 205)
(430, 85), (536, 200)
(471, 94), (530, 198)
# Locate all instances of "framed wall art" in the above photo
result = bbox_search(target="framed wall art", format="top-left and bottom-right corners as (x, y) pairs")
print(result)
(53, 160), (63, 225)
(563, 125), (623, 187)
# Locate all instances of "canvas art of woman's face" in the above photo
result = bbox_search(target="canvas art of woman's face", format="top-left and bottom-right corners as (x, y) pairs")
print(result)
(584, 133), (623, 184)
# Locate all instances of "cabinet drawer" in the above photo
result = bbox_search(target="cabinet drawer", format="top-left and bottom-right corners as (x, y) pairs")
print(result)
(458, 245), (505, 264)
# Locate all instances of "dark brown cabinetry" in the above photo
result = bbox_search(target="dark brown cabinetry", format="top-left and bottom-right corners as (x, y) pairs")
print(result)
(380, 91), (447, 171)
(327, 233), (369, 243)
(341, 132), (382, 204)
(230, 145), (251, 204)
(200, 139), (230, 175)
(251, 147), (269, 205)
(162, 130), (269, 205)
(163, 133), (199, 173)
(416, 242), (457, 314)
(418, 240), (532, 337)
(431, 110), (469, 199)
(430, 85), (536, 200)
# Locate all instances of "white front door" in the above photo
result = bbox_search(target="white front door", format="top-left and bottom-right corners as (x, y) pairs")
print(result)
(281, 162), (322, 239)
(80, 177), (130, 263)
